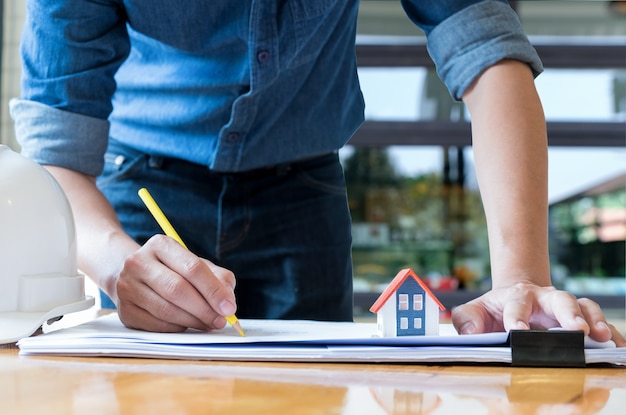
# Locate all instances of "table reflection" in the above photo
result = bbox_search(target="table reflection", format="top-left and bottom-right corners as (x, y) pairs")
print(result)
(366, 369), (618, 415)
(1, 349), (624, 415)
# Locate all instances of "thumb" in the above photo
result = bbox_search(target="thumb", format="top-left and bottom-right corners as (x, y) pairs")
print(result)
(451, 299), (494, 335)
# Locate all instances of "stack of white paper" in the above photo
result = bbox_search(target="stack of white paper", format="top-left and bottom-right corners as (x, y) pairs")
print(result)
(16, 313), (626, 366)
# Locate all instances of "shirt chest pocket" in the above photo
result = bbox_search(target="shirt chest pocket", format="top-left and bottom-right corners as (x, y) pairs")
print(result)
(124, 0), (249, 54)
(287, 0), (338, 19)
(280, 0), (354, 69)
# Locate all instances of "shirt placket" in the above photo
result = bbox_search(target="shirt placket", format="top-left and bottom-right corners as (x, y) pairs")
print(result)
(215, 1), (279, 171)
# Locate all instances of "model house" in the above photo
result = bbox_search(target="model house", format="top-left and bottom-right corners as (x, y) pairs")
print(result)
(370, 268), (445, 337)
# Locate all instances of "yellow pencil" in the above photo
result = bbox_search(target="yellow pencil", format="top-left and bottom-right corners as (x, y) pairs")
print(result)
(138, 187), (245, 337)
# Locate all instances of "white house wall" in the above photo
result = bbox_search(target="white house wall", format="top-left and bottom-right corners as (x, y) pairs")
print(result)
(378, 295), (397, 337)
(424, 298), (440, 335)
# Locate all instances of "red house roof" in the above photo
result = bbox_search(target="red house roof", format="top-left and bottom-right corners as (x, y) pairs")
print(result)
(369, 268), (446, 313)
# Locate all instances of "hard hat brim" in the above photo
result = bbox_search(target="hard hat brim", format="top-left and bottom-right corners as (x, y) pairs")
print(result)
(0, 296), (95, 344)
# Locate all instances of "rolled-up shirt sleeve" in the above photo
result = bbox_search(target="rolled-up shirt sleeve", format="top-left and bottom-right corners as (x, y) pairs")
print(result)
(11, 0), (129, 176)
(401, 0), (543, 100)
(10, 99), (110, 176)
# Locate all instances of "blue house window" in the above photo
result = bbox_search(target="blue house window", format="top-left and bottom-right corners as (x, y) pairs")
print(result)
(414, 318), (422, 329)
(400, 317), (408, 330)
(413, 294), (423, 310)
(398, 294), (409, 310)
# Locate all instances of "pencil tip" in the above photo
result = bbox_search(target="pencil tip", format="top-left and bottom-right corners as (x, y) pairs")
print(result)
(233, 322), (245, 337)
(225, 315), (245, 336)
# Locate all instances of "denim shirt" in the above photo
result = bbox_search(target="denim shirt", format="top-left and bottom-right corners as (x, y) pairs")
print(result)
(11, 0), (542, 175)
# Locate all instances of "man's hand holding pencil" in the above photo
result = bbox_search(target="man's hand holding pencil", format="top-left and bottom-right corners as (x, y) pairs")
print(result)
(113, 188), (245, 336)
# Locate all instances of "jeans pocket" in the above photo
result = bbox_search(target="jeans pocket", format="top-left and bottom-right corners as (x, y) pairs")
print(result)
(97, 147), (147, 188)
(293, 154), (347, 195)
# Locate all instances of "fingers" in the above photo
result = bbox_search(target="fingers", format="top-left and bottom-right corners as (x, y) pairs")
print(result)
(452, 296), (503, 334)
(535, 289), (588, 334)
(161, 245), (237, 318)
(501, 304), (531, 331)
(119, 300), (201, 333)
(536, 292), (615, 342)
(607, 323), (626, 347)
(494, 284), (589, 335)
(206, 261), (236, 292)
(453, 285), (536, 335)
(452, 282), (626, 346)
(116, 235), (237, 332)
(451, 303), (483, 335)
(118, 258), (227, 331)
(577, 298), (612, 343)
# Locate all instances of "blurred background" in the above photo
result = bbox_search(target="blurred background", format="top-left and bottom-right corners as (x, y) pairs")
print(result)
(347, 1), (625, 321)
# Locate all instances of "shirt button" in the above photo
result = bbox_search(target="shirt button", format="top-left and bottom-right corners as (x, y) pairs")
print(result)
(257, 50), (270, 63)
(227, 132), (240, 142)
(113, 155), (125, 166)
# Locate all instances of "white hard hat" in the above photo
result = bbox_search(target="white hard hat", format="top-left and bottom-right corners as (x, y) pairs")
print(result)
(0, 145), (94, 343)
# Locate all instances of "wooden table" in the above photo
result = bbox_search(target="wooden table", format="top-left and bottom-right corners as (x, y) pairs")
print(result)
(2, 340), (626, 415)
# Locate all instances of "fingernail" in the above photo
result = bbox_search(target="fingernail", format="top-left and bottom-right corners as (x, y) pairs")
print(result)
(515, 321), (529, 330)
(219, 299), (236, 316)
(596, 321), (610, 331)
(575, 316), (589, 327)
(460, 321), (476, 334)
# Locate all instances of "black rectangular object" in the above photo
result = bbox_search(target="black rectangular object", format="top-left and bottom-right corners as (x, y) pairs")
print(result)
(508, 330), (586, 368)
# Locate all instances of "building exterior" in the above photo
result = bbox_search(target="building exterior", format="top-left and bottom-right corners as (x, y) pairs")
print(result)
(550, 172), (626, 278)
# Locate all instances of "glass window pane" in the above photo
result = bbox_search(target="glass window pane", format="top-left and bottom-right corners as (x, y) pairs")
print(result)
(400, 317), (408, 330)
(413, 294), (423, 311)
(398, 294), (409, 310)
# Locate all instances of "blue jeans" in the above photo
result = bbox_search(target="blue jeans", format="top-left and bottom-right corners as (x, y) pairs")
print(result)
(96, 139), (354, 321)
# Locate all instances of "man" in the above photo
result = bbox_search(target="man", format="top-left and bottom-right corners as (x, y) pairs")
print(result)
(11, 0), (624, 344)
